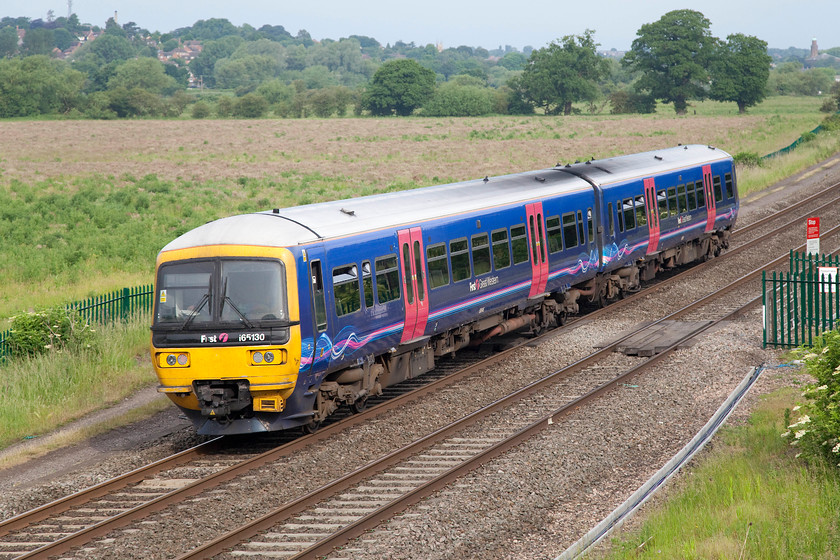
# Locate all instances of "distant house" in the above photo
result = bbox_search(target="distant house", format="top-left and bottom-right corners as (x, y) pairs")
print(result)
(158, 40), (203, 64)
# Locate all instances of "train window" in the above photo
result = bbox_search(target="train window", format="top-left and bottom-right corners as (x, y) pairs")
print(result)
(725, 173), (734, 199)
(587, 208), (594, 243)
(511, 224), (529, 265)
(427, 243), (450, 289)
(616, 200), (624, 232)
(562, 212), (578, 249)
(607, 202), (615, 236)
(622, 198), (636, 230)
(333, 264), (361, 317)
(413, 240), (425, 303)
(492, 229), (511, 270)
(546, 216), (563, 254)
(577, 211), (585, 245)
(362, 261), (373, 308)
(401, 244), (414, 305)
(472, 233), (492, 276)
(657, 190), (668, 219)
(634, 196), (646, 227)
(450, 238), (471, 282)
(375, 255), (401, 304)
(713, 176), (723, 202)
(687, 184), (697, 211)
(677, 184), (687, 213)
(311, 260), (327, 332)
(667, 187), (677, 217)
(695, 180), (705, 208)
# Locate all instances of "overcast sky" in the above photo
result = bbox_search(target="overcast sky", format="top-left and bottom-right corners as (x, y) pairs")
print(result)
(3, 0), (837, 51)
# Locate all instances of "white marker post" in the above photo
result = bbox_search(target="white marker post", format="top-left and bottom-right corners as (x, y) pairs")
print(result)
(806, 217), (820, 256)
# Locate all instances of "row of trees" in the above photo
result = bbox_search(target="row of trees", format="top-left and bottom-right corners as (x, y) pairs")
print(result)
(0, 10), (836, 119)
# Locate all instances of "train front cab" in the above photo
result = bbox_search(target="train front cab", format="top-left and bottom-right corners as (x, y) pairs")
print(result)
(150, 244), (304, 435)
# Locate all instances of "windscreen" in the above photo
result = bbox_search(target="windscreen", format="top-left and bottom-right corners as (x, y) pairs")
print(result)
(154, 259), (287, 328)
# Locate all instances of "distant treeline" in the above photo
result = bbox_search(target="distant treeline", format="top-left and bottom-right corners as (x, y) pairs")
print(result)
(0, 12), (838, 119)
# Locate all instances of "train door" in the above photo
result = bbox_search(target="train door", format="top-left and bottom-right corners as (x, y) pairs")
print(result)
(398, 227), (429, 343)
(643, 177), (660, 254)
(703, 165), (716, 232)
(305, 245), (330, 375)
(526, 202), (549, 298)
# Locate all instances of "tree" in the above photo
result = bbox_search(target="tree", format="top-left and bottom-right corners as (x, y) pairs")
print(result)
(622, 9), (717, 114)
(363, 58), (435, 116)
(710, 34), (771, 113)
(422, 80), (494, 116)
(22, 28), (54, 56)
(0, 56), (84, 117)
(518, 30), (609, 115)
(108, 58), (179, 95)
(0, 26), (18, 58)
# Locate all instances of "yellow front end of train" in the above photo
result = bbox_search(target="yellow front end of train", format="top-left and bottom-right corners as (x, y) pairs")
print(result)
(150, 244), (302, 430)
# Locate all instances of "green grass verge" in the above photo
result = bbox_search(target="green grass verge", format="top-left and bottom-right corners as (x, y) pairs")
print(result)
(0, 315), (155, 449)
(598, 388), (840, 559)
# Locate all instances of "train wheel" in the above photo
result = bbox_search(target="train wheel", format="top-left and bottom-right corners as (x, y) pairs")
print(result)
(301, 419), (321, 434)
(350, 396), (368, 414)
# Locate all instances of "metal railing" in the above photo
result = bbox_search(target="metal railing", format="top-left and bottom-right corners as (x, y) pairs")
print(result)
(763, 251), (840, 348)
(0, 284), (154, 361)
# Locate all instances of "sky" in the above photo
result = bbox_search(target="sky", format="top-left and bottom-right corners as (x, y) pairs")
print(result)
(3, 0), (838, 52)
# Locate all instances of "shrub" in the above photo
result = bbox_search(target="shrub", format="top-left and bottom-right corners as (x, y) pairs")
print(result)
(6, 307), (95, 358)
(784, 327), (840, 467)
(191, 100), (212, 119)
(232, 93), (268, 118)
(733, 151), (763, 167)
(819, 97), (838, 113)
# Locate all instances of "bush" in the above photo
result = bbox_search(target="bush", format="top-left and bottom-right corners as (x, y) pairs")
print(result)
(191, 100), (212, 119)
(233, 93), (269, 118)
(609, 90), (656, 114)
(733, 151), (763, 167)
(784, 327), (840, 467)
(820, 114), (840, 132)
(422, 83), (494, 117)
(6, 307), (95, 358)
(819, 97), (838, 113)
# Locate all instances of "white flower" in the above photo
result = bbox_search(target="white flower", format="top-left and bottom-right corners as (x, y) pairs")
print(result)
(795, 430), (808, 439)
(832, 442), (840, 454)
(817, 385), (828, 391)
(822, 346), (831, 354)
(788, 416), (811, 428)
(781, 431), (791, 438)
(793, 405), (801, 412)
(804, 353), (818, 361)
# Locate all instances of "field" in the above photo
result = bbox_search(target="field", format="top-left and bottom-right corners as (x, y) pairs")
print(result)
(0, 97), (829, 321)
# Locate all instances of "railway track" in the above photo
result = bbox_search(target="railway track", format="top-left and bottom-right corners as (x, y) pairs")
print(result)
(1, 181), (838, 559)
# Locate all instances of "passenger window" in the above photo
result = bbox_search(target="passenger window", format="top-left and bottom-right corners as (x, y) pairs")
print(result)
(725, 173), (734, 199)
(362, 261), (373, 308)
(577, 210), (585, 245)
(607, 202), (614, 236)
(450, 238), (471, 282)
(413, 240), (425, 303)
(677, 184), (687, 213)
(546, 216), (563, 254)
(472, 233), (491, 276)
(511, 224), (529, 265)
(617, 200), (624, 232)
(562, 212), (578, 249)
(695, 180), (705, 208)
(587, 208), (594, 243)
(634, 195), (646, 227)
(333, 264), (360, 317)
(657, 190), (668, 219)
(375, 255), (400, 304)
(492, 229), (511, 270)
(623, 198), (636, 230)
(713, 176), (723, 202)
(427, 243), (449, 289)
(687, 184), (697, 211)
(667, 187), (677, 217)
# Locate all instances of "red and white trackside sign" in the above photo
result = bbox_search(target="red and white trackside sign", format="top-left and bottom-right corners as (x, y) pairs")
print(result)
(807, 217), (820, 256)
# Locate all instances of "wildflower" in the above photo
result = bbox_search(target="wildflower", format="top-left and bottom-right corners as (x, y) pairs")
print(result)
(817, 385), (828, 391)
(788, 416), (811, 428)
(822, 346), (831, 354)
(795, 453), (802, 458)
(792, 405), (801, 412)
(795, 430), (808, 439)
(781, 431), (791, 438)
(833, 442), (840, 454)
(804, 353), (818, 361)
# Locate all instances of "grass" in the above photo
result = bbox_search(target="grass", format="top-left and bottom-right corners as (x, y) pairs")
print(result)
(0, 316), (155, 449)
(597, 388), (840, 559)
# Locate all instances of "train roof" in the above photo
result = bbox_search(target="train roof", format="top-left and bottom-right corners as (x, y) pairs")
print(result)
(160, 144), (731, 253)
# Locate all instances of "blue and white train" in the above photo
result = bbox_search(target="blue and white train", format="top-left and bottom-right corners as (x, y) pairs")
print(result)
(150, 144), (738, 435)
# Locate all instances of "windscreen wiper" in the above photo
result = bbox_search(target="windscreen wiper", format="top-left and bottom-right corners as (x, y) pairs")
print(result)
(220, 277), (255, 329)
(181, 293), (209, 330)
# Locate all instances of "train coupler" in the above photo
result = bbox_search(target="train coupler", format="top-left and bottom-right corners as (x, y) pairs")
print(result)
(194, 380), (252, 417)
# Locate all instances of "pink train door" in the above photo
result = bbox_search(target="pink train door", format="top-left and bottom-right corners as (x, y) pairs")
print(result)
(398, 227), (429, 343)
(703, 165), (716, 232)
(526, 202), (549, 298)
(644, 177), (660, 254)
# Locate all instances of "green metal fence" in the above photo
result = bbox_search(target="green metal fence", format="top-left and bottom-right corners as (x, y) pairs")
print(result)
(763, 251), (840, 348)
(0, 284), (154, 361)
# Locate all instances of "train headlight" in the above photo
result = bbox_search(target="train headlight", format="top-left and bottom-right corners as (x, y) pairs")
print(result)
(263, 351), (275, 363)
(177, 353), (189, 366)
(159, 352), (190, 368)
(166, 354), (177, 366)
(253, 351), (263, 363)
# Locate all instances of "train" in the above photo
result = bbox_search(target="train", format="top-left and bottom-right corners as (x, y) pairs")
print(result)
(150, 144), (738, 435)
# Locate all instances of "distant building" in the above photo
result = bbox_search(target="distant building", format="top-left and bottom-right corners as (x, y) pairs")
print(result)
(805, 37), (840, 68)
